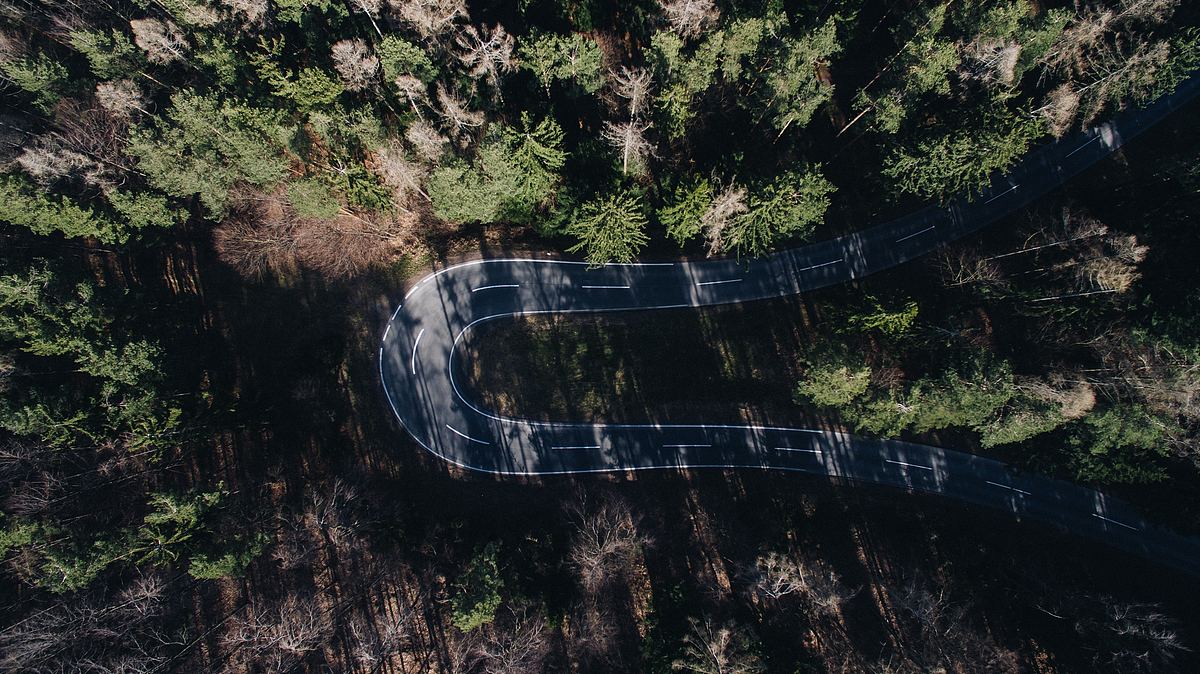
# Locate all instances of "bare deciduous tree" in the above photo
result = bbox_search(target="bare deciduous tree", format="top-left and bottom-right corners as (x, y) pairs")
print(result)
(673, 616), (764, 674)
(744, 552), (857, 617)
(95, 79), (149, 120)
(436, 83), (485, 139)
(224, 595), (331, 671)
(389, 0), (468, 41)
(374, 144), (429, 203)
(468, 605), (551, 674)
(218, 0), (269, 28)
(659, 0), (719, 40)
(602, 119), (653, 176)
(568, 494), (647, 593)
(394, 73), (430, 113)
(405, 118), (449, 161)
(331, 38), (380, 91)
(701, 185), (748, 256)
(454, 23), (516, 89)
(609, 66), (654, 118)
(130, 18), (189, 64)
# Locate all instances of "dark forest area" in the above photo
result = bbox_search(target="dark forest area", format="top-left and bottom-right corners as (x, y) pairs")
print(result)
(1, 0), (1200, 672)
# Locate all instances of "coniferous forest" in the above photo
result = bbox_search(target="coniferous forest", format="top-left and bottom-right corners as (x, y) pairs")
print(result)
(2, 0), (1200, 672)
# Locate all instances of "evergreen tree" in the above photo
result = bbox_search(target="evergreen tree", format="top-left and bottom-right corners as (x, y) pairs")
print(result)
(567, 189), (650, 265)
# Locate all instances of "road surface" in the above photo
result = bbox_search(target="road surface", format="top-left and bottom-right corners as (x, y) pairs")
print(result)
(380, 77), (1200, 575)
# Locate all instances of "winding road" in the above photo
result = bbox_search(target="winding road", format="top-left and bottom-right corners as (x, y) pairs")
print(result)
(380, 77), (1200, 575)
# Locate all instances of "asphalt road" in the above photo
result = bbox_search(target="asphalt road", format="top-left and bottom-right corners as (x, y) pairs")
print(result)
(380, 77), (1200, 575)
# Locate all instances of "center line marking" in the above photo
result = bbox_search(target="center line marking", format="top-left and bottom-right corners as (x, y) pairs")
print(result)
(552, 444), (601, 450)
(445, 424), (491, 445)
(580, 284), (631, 289)
(798, 258), (843, 272)
(410, 328), (425, 374)
(1092, 513), (1140, 531)
(664, 444), (712, 448)
(1065, 134), (1100, 157)
(383, 324), (392, 341)
(886, 459), (934, 471)
(984, 184), (1018, 204)
(696, 278), (743, 287)
(773, 447), (821, 454)
(985, 480), (1032, 496)
(472, 284), (519, 292)
(895, 225), (936, 243)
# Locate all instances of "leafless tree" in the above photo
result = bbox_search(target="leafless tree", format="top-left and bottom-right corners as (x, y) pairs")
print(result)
(609, 66), (654, 118)
(302, 477), (362, 549)
(16, 99), (133, 192)
(374, 144), (429, 203)
(349, 0), (386, 37)
(702, 185), (748, 256)
(389, 0), (468, 41)
(346, 600), (418, 669)
(936, 245), (1007, 290)
(565, 600), (620, 669)
(659, 0), (720, 40)
(468, 605), (551, 674)
(744, 552), (857, 617)
(436, 83), (485, 139)
(95, 79), (149, 120)
(602, 119), (654, 176)
(1078, 598), (1189, 673)
(224, 595), (331, 671)
(405, 118), (449, 161)
(1042, 83), (1082, 138)
(130, 18), (190, 64)
(394, 73), (430, 114)
(454, 23), (516, 90)
(218, 0), (269, 28)
(962, 39), (1021, 87)
(331, 38), (379, 92)
(212, 195), (299, 278)
(890, 575), (1021, 674)
(673, 616), (764, 674)
(568, 494), (647, 593)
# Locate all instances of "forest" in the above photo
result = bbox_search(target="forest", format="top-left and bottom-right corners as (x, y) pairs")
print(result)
(1, 0), (1200, 672)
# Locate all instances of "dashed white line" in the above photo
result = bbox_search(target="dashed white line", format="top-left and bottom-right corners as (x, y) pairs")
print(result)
(552, 445), (602, 450)
(445, 424), (491, 445)
(1065, 134), (1101, 158)
(696, 278), (743, 287)
(986, 480), (1032, 496)
(410, 328), (425, 374)
(1092, 513), (1140, 531)
(472, 284), (519, 293)
(773, 447), (822, 455)
(895, 225), (936, 244)
(984, 184), (1019, 204)
(798, 258), (843, 272)
(664, 444), (712, 448)
(383, 324), (392, 341)
(885, 459), (934, 471)
(580, 284), (631, 290)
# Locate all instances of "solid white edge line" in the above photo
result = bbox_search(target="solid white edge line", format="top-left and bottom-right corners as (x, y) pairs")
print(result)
(985, 480), (1031, 496)
(445, 424), (491, 445)
(894, 224), (936, 244)
(696, 278), (743, 287)
(664, 444), (712, 448)
(410, 328), (425, 375)
(886, 459), (934, 471)
(1092, 512), (1140, 531)
(984, 184), (1019, 204)
(580, 285), (632, 289)
(472, 284), (520, 293)
(552, 445), (602, 450)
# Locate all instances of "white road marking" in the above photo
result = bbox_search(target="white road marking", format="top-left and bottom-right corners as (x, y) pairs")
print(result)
(664, 444), (712, 448)
(383, 324), (392, 341)
(580, 284), (631, 290)
(798, 258), (843, 272)
(445, 424), (491, 445)
(986, 480), (1032, 496)
(773, 447), (821, 455)
(404, 279), (427, 300)
(472, 284), (519, 293)
(885, 459), (934, 471)
(1065, 134), (1101, 158)
(552, 445), (601, 450)
(895, 225), (936, 244)
(1092, 513), (1140, 531)
(410, 328), (425, 374)
(984, 184), (1019, 204)
(696, 278), (743, 287)
(390, 304), (404, 320)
